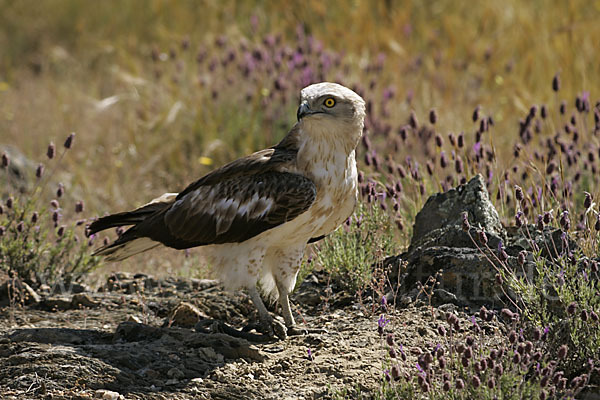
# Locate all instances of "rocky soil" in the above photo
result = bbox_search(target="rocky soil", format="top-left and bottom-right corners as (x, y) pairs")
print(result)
(0, 269), (495, 400)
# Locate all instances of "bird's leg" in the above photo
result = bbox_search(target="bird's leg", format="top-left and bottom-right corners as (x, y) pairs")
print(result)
(276, 281), (295, 327)
(247, 286), (287, 340)
(276, 279), (307, 336)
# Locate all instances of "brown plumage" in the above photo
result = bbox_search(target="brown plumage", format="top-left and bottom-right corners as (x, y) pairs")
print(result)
(88, 136), (316, 256)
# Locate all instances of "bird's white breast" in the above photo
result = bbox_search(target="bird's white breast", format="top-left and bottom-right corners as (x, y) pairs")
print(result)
(280, 131), (359, 242)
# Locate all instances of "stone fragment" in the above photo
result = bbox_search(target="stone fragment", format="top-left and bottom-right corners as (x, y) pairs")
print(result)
(71, 293), (100, 308)
(165, 302), (207, 328)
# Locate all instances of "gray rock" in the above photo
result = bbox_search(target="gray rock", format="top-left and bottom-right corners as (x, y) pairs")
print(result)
(39, 296), (73, 311)
(391, 174), (541, 308)
(113, 321), (264, 361)
(9, 328), (108, 345)
(410, 174), (505, 252)
(164, 301), (207, 328)
(71, 293), (100, 308)
(505, 225), (577, 259)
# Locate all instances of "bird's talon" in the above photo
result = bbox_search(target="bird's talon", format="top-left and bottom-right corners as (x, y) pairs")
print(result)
(272, 319), (288, 340)
(287, 325), (308, 336)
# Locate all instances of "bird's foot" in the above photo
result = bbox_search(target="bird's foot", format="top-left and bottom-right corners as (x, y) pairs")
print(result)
(271, 319), (288, 340)
(286, 325), (308, 336)
(243, 317), (287, 340)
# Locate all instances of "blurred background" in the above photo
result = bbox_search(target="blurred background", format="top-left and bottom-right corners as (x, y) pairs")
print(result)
(1, 0), (599, 279)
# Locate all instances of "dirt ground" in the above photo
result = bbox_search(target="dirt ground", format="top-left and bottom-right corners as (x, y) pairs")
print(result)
(0, 271), (500, 400)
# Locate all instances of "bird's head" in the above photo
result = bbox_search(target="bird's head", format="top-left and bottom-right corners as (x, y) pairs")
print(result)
(296, 82), (366, 148)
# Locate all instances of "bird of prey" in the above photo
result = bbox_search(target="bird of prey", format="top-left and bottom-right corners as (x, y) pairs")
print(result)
(88, 82), (366, 339)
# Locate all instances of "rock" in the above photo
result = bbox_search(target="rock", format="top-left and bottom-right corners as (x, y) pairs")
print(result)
(190, 278), (220, 291)
(141, 368), (161, 380)
(143, 276), (159, 290)
(184, 332), (264, 361)
(165, 301), (207, 328)
(69, 282), (90, 294)
(167, 367), (185, 379)
(112, 321), (264, 361)
(433, 289), (460, 305)
(390, 175), (531, 307)
(23, 281), (42, 304)
(71, 293), (100, 308)
(95, 389), (123, 399)
(113, 321), (163, 343)
(126, 315), (143, 323)
(0, 278), (41, 306)
(39, 296), (72, 311)
(293, 287), (322, 307)
(402, 246), (504, 306)
(409, 174), (505, 252)
(102, 272), (145, 294)
(505, 225), (577, 259)
(9, 328), (108, 345)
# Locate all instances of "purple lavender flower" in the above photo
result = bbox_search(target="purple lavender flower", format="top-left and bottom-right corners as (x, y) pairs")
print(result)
(552, 73), (560, 92)
(390, 344), (403, 362)
(34, 163), (44, 179)
(391, 365), (401, 381)
(47, 142), (56, 159)
(415, 362), (423, 373)
(497, 242), (508, 262)
(383, 369), (391, 383)
(429, 109), (437, 125)
(584, 192), (592, 209)
(63, 133), (75, 149)
(515, 211), (524, 227)
(515, 185), (524, 202)
(558, 344), (568, 359)
(377, 315), (390, 335)
(461, 212), (470, 232)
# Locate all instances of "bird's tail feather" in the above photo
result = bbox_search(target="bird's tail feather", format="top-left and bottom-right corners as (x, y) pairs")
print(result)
(92, 237), (160, 261)
(88, 192), (177, 261)
(87, 193), (177, 236)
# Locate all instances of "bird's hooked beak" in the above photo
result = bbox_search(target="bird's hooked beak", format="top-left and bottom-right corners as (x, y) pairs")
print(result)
(297, 101), (311, 121)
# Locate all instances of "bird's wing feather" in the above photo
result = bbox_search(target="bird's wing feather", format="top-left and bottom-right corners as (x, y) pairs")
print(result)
(177, 131), (299, 199)
(164, 171), (316, 244)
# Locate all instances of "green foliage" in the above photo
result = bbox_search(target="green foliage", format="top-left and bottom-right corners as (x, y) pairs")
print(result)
(377, 371), (546, 400)
(311, 201), (399, 293)
(1, 199), (98, 288)
(375, 306), (593, 400)
(500, 241), (600, 379)
(1, 139), (102, 289)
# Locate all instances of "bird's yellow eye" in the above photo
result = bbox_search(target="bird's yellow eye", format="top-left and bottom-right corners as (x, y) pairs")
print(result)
(324, 97), (336, 108)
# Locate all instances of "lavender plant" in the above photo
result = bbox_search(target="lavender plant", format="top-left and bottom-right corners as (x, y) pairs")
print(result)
(467, 200), (600, 382)
(376, 307), (597, 399)
(352, 74), (600, 397)
(1, 134), (101, 293)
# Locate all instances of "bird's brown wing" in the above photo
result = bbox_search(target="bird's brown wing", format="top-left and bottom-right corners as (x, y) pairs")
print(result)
(157, 171), (316, 247)
(90, 126), (311, 250)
